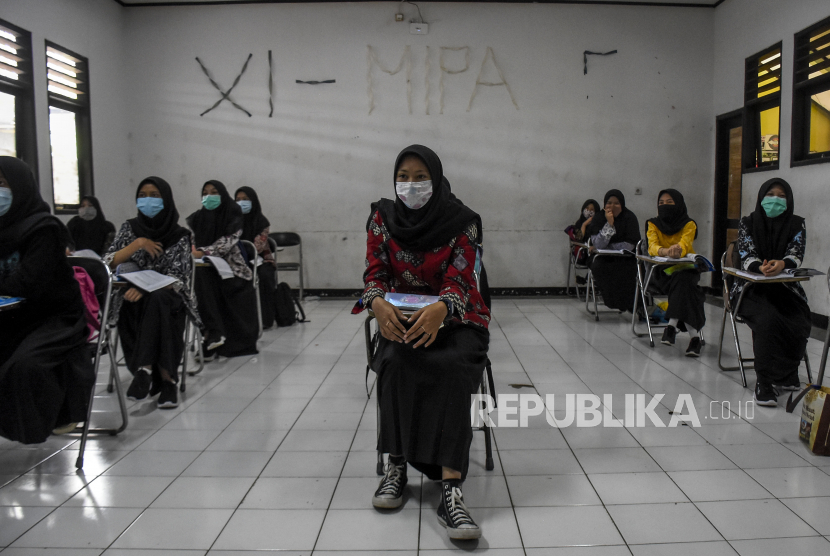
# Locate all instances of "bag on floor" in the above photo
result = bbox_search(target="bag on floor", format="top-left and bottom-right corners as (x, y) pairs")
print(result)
(799, 386), (830, 456)
(274, 282), (306, 327)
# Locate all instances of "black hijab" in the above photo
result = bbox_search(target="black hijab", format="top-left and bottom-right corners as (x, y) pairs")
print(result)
(369, 145), (482, 251)
(575, 199), (600, 229)
(647, 189), (697, 238)
(235, 186), (270, 243)
(0, 156), (68, 257)
(127, 176), (191, 249)
(586, 189), (641, 245)
(187, 180), (243, 248)
(67, 195), (114, 254)
(743, 178), (804, 261)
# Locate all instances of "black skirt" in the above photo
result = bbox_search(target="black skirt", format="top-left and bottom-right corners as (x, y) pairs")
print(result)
(0, 313), (94, 444)
(257, 263), (277, 329)
(737, 284), (812, 384)
(117, 289), (187, 382)
(590, 256), (637, 311)
(650, 268), (706, 331)
(194, 267), (259, 357)
(374, 321), (489, 481)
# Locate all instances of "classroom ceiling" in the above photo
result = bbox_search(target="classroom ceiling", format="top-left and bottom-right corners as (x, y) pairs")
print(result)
(115, 0), (724, 8)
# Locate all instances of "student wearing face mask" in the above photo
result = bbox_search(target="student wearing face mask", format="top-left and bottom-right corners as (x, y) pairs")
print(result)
(235, 186), (277, 329)
(66, 196), (116, 256)
(353, 145), (490, 541)
(569, 199), (600, 243)
(646, 189), (705, 357)
(104, 177), (197, 409)
(731, 178), (810, 407)
(586, 189), (641, 311)
(187, 180), (258, 360)
(0, 157), (95, 443)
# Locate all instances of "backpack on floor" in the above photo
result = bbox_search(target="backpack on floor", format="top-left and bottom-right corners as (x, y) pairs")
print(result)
(275, 282), (306, 326)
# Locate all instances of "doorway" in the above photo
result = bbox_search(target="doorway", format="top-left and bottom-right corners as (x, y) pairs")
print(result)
(712, 109), (744, 291)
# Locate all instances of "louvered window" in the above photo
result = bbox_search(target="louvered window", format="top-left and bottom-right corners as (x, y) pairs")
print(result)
(45, 41), (93, 212)
(791, 15), (830, 166)
(742, 43), (781, 171)
(0, 19), (37, 172)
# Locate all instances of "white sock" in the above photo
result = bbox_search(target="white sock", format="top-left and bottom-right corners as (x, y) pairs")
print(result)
(688, 326), (700, 339)
(668, 318), (679, 328)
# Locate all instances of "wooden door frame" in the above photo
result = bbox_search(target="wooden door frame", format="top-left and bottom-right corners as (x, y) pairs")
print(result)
(712, 108), (744, 291)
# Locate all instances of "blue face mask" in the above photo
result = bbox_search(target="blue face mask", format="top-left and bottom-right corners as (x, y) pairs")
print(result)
(0, 187), (11, 217)
(761, 196), (787, 218)
(137, 197), (164, 218)
(237, 200), (252, 214)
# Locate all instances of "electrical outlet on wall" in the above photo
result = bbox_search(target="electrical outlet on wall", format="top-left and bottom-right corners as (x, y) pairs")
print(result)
(634, 188), (642, 195)
(395, 13), (404, 22)
(410, 23), (428, 35)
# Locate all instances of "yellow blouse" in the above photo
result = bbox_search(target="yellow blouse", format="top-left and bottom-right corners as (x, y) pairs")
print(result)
(647, 221), (697, 257)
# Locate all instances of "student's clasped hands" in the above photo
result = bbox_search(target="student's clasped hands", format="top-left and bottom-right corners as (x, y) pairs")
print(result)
(372, 297), (446, 348)
(760, 259), (785, 277)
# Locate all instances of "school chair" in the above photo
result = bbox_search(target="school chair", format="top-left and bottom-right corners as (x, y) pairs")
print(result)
(239, 239), (264, 339)
(566, 239), (590, 301)
(180, 255), (206, 392)
(68, 256), (128, 470)
(362, 245), (496, 476)
(269, 232), (304, 301)
(267, 236), (279, 282)
(717, 241), (813, 388)
(584, 237), (631, 321)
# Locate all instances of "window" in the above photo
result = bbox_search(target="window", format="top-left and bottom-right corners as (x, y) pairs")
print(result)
(791, 15), (830, 166)
(743, 43), (782, 172)
(0, 19), (37, 174)
(45, 41), (92, 213)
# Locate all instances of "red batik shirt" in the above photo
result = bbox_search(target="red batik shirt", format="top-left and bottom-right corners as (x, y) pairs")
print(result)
(352, 210), (490, 329)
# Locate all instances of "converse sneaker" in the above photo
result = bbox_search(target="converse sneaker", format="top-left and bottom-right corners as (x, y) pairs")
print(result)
(157, 381), (179, 409)
(371, 458), (407, 509)
(437, 480), (481, 540)
(685, 337), (702, 358)
(126, 370), (152, 401)
(754, 382), (778, 407)
(774, 373), (801, 392)
(661, 325), (676, 346)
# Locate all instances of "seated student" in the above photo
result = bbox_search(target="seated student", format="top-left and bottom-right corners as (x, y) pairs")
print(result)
(567, 199), (600, 243)
(67, 195), (116, 256)
(353, 145), (489, 541)
(587, 189), (640, 311)
(0, 156), (95, 443)
(646, 189), (705, 357)
(188, 180), (258, 359)
(731, 178), (810, 407)
(104, 177), (198, 409)
(235, 186), (277, 329)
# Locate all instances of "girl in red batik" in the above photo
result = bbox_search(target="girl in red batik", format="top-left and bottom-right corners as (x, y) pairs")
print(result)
(352, 145), (489, 541)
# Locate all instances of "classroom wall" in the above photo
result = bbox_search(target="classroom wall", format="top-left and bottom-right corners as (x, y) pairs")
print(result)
(116, 2), (715, 291)
(713, 0), (830, 316)
(2, 0), (129, 223)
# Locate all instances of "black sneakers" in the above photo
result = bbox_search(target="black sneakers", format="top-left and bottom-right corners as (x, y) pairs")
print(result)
(371, 459), (407, 509)
(157, 381), (179, 409)
(754, 382), (778, 407)
(126, 370), (152, 401)
(685, 337), (702, 358)
(437, 480), (481, 540)
(661, 326), (676, 346)
(774, 373), (801, 392)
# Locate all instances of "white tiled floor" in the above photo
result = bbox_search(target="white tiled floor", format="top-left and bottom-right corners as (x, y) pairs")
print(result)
(1, 297), (830, 554)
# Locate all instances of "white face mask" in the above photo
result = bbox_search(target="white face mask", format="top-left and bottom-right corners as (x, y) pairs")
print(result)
(583, 209), (595, 219)
(79, 206), (97, 221)
(395, 180), (433, 210)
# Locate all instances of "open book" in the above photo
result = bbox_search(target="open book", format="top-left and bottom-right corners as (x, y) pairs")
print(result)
(648, 253), (715, 272)
(731, 268), (822, 281)
(115, 262), (178, 293)
(782, 268), (825, 277)
(384, 293), (440, 312)
(194, 256), (235, 279)
(595, 249), (635, 255)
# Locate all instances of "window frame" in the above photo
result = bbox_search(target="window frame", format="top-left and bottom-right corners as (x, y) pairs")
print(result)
(742, 42), (782, 174)
(790, 15), (830, 168)
(44, 40), (93, 215)
(0, 18), (38, 179)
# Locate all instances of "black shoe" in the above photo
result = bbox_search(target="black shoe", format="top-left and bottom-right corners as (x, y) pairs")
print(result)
(661, 326), (676, 346)
(126, 371), (152, 401)
(437, 480), (481, 540)
(157, 381), (179, 409)
(774, 373), (801, 392)
(372, 459), (407, 509)
(754, 382), (778, 407)
(685, 337), (702, 358)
